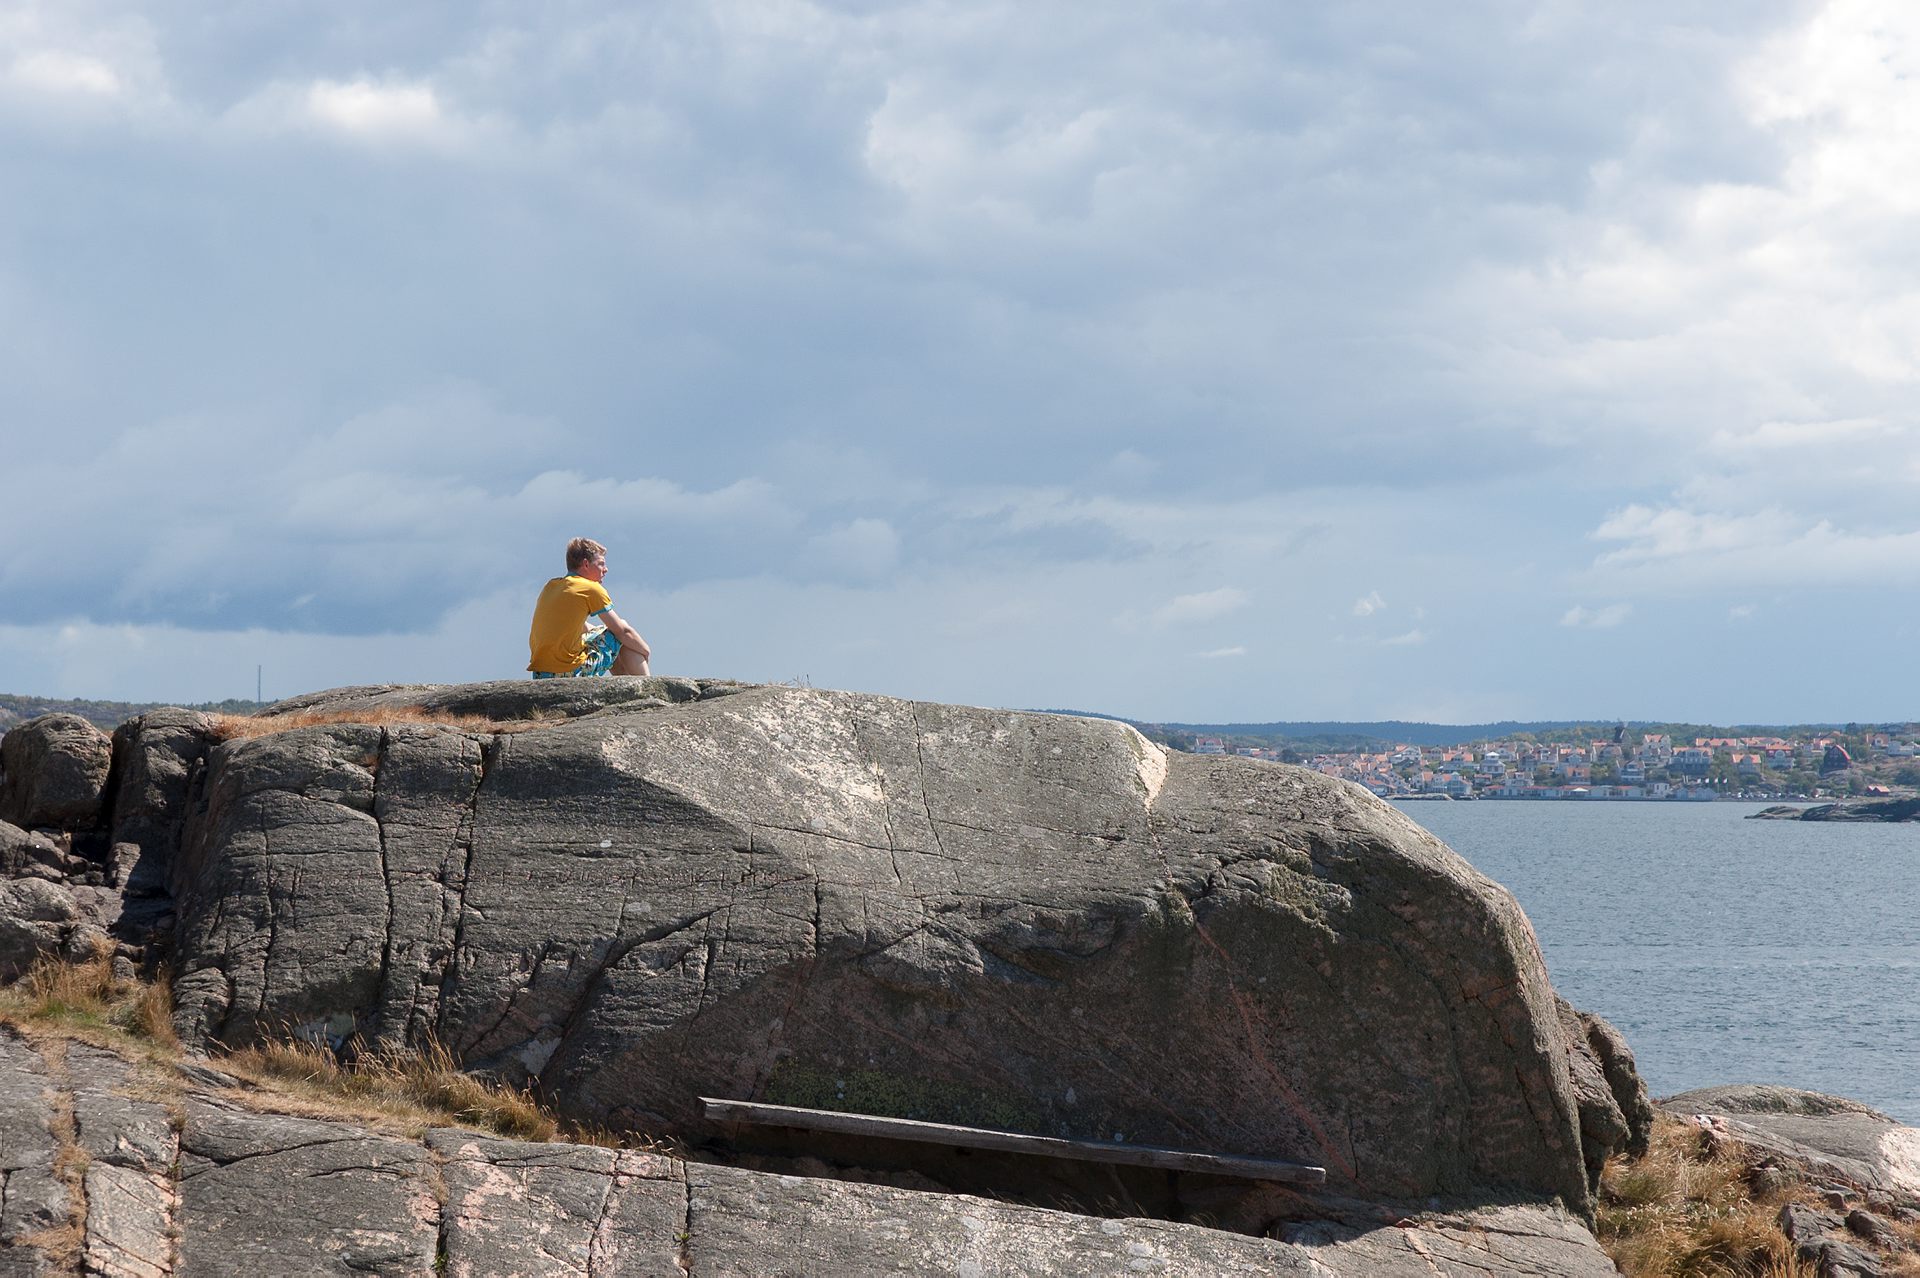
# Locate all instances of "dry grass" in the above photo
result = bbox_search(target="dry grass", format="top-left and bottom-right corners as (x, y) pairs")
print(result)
(15, 1219), (83, 1271)
(1, 951), (574, 1146)
(206, 705), (558, 741)
(17, 1037), (87, 1271)
(0, 946), (179, 1060)
(220, 1036), (558, 1143)
(1598, 1115), (1814, 1277)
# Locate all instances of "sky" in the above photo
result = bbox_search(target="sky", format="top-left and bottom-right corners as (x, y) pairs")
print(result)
(1, 0), (1915, 724)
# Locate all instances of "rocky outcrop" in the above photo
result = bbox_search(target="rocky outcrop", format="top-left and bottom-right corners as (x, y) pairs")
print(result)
(107, 709), (217, 941)
(1661, 1085), (1920, 1203)
(0, 1025), (1619, 1276)
(0, 713), (113, 831)
(259, 676), (737, 723)
(1775, 1201), (1887, 1278)
(1556, 996), (1653, 1195)
(0, 676), (1661, 1266)
(0, 821), (118, 980)
(135, 679), (1620, 1225)
(1751, 800), (1920, 822)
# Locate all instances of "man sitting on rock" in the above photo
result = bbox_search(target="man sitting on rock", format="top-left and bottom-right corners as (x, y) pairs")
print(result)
(527, 537), (652, 678)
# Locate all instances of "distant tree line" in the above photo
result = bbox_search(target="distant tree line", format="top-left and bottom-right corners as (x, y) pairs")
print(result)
(0, 693), (265, 733)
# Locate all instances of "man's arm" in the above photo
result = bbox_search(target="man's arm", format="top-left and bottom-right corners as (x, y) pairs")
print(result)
(596, 608), (651, 662)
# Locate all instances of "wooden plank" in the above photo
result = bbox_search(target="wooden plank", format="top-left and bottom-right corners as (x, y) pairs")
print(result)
(700, 1097), (1326, 1185)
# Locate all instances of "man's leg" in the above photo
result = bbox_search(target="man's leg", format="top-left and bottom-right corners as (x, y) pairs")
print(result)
(580, 629), (623, 677)
(612, 646), (649, 676)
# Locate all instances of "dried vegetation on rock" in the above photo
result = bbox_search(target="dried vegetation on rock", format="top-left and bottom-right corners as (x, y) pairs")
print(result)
(1600, 1112), (1920, 1277)
(204, 704), (560, 741)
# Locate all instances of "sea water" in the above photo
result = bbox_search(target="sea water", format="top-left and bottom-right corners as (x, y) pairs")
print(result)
(1393, 799), (1920, 1124)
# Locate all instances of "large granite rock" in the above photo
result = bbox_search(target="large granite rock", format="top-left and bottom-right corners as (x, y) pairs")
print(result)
(154, 679), (1609, 1222)
(0, 713), (113, 831)
(0, 1025), (1618, 1276)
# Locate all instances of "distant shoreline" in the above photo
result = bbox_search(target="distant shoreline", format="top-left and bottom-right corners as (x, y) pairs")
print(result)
(1398, 791), (1728, 803)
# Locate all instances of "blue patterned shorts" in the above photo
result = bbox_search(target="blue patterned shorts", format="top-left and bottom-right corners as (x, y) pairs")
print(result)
(533, 627), (620, 678)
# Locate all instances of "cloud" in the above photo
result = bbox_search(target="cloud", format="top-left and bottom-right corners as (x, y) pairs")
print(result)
(801, 518), (901, 582)
(9, 50), (121, 96)
(1589, 504), (1920, 588)
(1729, 603), (1757, 621)
(1708, 417), (1895, 451)
(1561, 603), (1633, 629)
(1195, 645), (1247, 659)
(0, 387), (807, 635)
(1593, 505), (1800, 562)
(7, 1), (1920, 724)
(1151, 587), (1249, 627)
(224, 76), (477, 148)
(306, 79), (446, 139)
(0, 9), (169, 118)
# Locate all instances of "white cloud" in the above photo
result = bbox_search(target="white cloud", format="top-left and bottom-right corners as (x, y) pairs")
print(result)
(223, 76), (481, 149)
(1381, 629), (1427, 646)
(0, 8), (169, 118)
(1561, 603), (1633, 629)
(511, 471), (785, 526)
(1594, 505), (1801, 562)
(802, 518), (901, 581)
(1708, 416), (1895, 451)
(9, 50), (121, 96)
(1352, 590), (1386, 617)
(1427, 1), (1920, 547)
(1589, 504), (1920, 588)
(1195, 645), (1246, 659)
(1729, 603), (1757, 621)
(306, 79), (446, 138)
(1150, 587), (1249, 627)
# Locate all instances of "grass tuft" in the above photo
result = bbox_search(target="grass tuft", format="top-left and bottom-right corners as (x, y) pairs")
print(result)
(220, 1036), (558, 1142)
(2, 953), (581, 1146)
(1598, 1115), (1814, 1277)
(0, 945), (180, 1058)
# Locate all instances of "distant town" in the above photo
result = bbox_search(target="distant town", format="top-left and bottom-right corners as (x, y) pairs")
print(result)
(1153, 725), (1920, 802)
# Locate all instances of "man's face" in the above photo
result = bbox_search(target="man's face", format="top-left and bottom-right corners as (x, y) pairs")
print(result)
(580, 553), (608, 582)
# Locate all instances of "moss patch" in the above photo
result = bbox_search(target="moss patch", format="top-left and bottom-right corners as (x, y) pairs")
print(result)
(1259, 866), (1349, 934)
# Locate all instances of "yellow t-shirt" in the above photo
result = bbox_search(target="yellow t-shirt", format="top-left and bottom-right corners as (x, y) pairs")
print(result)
(527, 575), (614, 674)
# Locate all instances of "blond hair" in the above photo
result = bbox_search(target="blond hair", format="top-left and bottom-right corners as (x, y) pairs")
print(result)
(565, 537), (606, 571)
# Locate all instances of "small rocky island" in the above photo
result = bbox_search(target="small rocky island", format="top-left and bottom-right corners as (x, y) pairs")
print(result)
(1750, 798), (1920, 822)
(1, 678), (1917, 1274)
